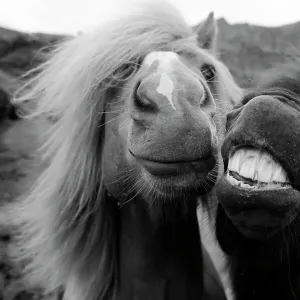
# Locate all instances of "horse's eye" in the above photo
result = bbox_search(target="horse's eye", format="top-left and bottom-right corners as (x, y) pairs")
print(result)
(201, 64), (216, 82)
(122, 64), (136, 79)
(116, 60), (142, 82)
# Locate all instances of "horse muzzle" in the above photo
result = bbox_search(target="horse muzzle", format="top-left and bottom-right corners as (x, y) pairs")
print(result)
(216, 93), (300, 239)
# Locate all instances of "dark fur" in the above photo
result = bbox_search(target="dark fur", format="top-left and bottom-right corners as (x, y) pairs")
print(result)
(216, 60), (300, 300)
(0, 89), (19, 121)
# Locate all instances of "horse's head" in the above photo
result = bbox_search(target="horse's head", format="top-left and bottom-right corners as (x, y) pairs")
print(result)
(16, 7), (241, 209)
(216, 61), (300, 241)
(101, 16), (241, 205)
(104, 52), (217, 203)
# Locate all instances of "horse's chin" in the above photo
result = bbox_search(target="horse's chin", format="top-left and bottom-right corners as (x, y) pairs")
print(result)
(140, 169), (215, 199)
(216, 168), (300, 240)
(215, 145), (300, 240)
(104, 150), (218, 204)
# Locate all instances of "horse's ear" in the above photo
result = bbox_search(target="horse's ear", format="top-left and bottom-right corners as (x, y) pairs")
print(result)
(194, 12), (218, 51)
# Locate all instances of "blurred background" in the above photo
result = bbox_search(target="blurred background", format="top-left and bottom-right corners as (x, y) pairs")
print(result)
(1, 0), (300, 88)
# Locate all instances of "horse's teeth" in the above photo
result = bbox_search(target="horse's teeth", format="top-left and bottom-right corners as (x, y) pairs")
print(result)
(228, 152), (240, 172)
(256, 155), (273, 182)
(228, 148), (289, 184)
(272, 166), (288, 182)
(239, 156), (256, 180)
(253, 171), (258, 181)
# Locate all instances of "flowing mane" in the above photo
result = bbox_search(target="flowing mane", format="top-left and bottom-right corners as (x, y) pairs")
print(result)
(10, 2), (242, 300)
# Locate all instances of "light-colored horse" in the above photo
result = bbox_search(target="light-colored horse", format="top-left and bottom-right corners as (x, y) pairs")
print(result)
(9, 1), (242, 300)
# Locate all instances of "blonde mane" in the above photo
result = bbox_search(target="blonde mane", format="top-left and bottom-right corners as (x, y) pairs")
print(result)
(10, 1), (242, 300)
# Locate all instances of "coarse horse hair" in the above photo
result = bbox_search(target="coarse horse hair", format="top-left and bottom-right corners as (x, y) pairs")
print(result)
(9, 1), (242, 300)
(215, 58), (300, 300)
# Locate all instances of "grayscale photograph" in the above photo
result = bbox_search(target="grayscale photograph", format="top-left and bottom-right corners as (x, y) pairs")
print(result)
(0, 0), (298, 299)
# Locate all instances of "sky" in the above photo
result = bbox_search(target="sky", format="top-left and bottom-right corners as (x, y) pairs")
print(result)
(0, 0), (299, 34)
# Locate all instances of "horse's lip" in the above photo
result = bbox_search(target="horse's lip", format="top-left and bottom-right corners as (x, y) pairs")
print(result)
(129, 150), (216, 176)
(216, 174), (300, 223)
(228, 209), (295, 240)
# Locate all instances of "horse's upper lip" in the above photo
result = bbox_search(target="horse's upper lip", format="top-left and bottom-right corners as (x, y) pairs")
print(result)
(129, 150), (216, 176)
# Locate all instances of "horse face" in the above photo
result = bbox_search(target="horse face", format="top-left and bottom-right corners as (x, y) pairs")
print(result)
(102, 51), (219, 202)
(216, 77), (300, 240)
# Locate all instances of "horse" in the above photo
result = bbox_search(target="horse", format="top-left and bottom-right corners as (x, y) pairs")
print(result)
(215, 59), (300, 300)
(9, 2), (242, 300)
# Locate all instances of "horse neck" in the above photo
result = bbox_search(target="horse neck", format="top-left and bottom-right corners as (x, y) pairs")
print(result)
(116, 197), (204, 300)
(230, 245), (300, 300)
(217, 205), (300, 300)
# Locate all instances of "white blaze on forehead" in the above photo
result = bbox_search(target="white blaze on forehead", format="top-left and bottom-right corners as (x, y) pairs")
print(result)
(144, 51), (178, 110)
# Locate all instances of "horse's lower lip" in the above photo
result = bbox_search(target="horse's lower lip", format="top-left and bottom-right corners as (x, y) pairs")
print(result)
(135, 155), (215, 176)
(236, 225), (280, 240)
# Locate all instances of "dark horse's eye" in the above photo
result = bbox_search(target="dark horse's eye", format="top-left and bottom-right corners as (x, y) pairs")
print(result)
(120, 64), (137, 80)
(201, 64), (216, 83)
(115, 59), (143, 82)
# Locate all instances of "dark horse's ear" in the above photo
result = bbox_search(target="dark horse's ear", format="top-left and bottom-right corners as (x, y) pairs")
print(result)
(194, 12), (218, 51)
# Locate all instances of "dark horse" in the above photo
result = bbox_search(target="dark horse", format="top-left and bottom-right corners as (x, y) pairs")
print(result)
(10, 2), (241, 300)
(215, 59), (300, 300)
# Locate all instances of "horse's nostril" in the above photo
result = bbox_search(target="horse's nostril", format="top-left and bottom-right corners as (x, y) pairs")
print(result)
(133, 80), (157, 112)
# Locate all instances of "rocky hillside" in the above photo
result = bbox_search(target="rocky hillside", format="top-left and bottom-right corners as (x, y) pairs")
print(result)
(217, 18), (300, 87)
(0, 27), (66, 91)
(0, 27), (66, 119)
(0, 18), (299, 97)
